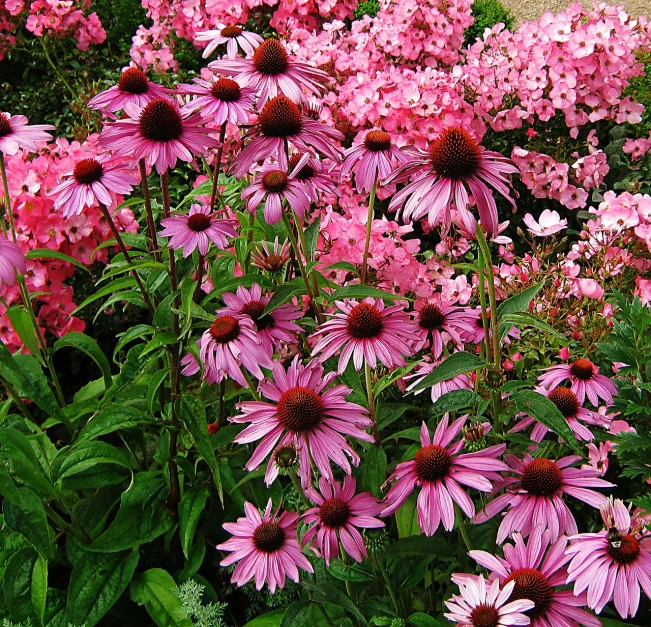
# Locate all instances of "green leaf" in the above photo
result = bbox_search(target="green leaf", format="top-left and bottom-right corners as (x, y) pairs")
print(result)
(511, 390), (583, 454)
(302, 582), (367, 624)
(599, 620), (642, 627)
(0, 428), (53, 496)
(141, 330), (179, 358)
(147, 368), (169, 414)
(71, 276), (137, 315)
(77, 405), (153, 443)
(26, 248), (90, 273)
(324, 261), (357, 274)
(374, 363), (418, 396)
(364, 446), (387, 498)
(410, 352), (485, 392)
(7, 306), (42, 360)
(211, 423), (243, 448)
(53, 333), (113, 390)
(281, 601), (312, 627)
(4, 487), (53, 559)
(304, 218), (321, 259)
(499, 312), (565, 342)
(113, 324), (155, 360)
(130, 568), (193, 627)
(409, 612), (441, 627)
(178, 539), (205, 582)
(329, 285), (409, 302)
(243, 610), (286, 627)
(66, 550), (140, 627)
(383, 536), (452, 557)
(496, 282), (544, 316)
(3, 547), (48, 627)
(263, 279), (306, 315)
(55, 441), (131, 490)
(327, 559), (374, 582)
(179, 486), (209, 559)
(395, 492), (420, 538)
(0, 461), (22, 505)
(378, 403), (414, 430)
(431, 389), (482, 415)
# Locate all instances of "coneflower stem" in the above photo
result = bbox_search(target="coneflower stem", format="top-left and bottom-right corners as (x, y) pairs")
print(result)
(294, 211), (321, 305)
(138, 160), (160, 263)
(193, 253), (204, 303)
(475, 227), (501, 370)
(210, 123), (228, 211)
(289, 471), (309, 507)
(240, 368), (260, 401)
(0, 153), (15, 239)
(475, 247), (492, 366)
(361, 177), (378, 285)
(365, 363), (380, 445)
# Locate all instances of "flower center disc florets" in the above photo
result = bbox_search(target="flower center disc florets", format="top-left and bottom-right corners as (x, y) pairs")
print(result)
(320, 497), (351, 528)
(505, 568), (553, 618)
(346, 303), (384, 339)
(253, 522), (285, 553)
(211, 78), (241, 102)
(470, 605), (500, 627)
(73, 159), (104, 184)
(607, 534), (640, 564)
(419, 304), (446, 330)
(521, 458), (563, 496)
(262, 170), (289, 193)
(274, 444), (299, 468)
(414, 445), (452, 482)
(364, 130), (392, 152)
(570, 358), (595, 380)
(547, 387), (579, 417)
(187, 213), (212, 232)
(221, 25), (243, 37)
(0, 113), (11, 138)
(430, 127), (481, 180)
(118, 68), (150, 94)
(263, 254), (285, 271)
(277, 386), (324, 432)
(240, 300), (275, 330)
(259, 96), (302, 138)
(289, 154), (315, 180)
(139, 98), (183, 142)
(210, 315), (241, 343)
(253, 38), (289, 76)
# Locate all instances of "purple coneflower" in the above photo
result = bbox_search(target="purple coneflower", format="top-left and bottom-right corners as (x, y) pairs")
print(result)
(100, 98), (219, 174)
(445, 575), (534, 627)
(49, 155), (138, 218)
(251, 237), (290, 274)
(230, 95), (343, 178)
(302, 476), (384, 565)
(0, 112), (54, 155)
(537, 358), (617, 406)
(210, 38), (330, 106)
(220, 283), (302, 353)
(474, 454), (613, 543)
(241, 163), (311, 224)
(462, 306), (520, 345)
(231, 357), (374, 488)
(340, 129), (410, 194)
(289, 153), (338, 202)
(310, 297), (417, 373)
(384, 127), (518, 235)
(216, 499), (313, 593)
(195, 24), (263, 59)
(87, 68), (171, 113)
(405, 359), (473, 403)
(159, 204), (238, 257)
(178, 76), (256, 125)
(466, 527), (601, 627)
(199, 313), (272, 387)
(0, 239), (26, 287)
(382, 417), (507, 536)
(412, 299), (476, 356)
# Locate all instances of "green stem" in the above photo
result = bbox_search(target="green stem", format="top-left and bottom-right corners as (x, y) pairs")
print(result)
(41, 38), (76, 100)
(294, 211), (321, 308)
(289, 470), (309, 507)
(456, 505), (473, 552)
(361, 177), (378, 285)
(475, 248), (492, 366)
(209, 123), (228, 211)
(365, 363), (380, 445)
(377, 555), (402, 617)
(138, 159), (161, 264)
(0, 373), (34, 422)
(475, 227), (501, 369)
(240, 368), (260, 401)
(0, 153), (12, 238)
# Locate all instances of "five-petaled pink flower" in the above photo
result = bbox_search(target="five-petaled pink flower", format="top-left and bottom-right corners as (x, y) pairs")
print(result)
(523, 210), (568, 237)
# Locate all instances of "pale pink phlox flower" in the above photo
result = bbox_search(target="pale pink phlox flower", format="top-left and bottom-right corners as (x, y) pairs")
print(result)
(0, 111), (55, 155)
(195, 24), (263, 59)
(523, 210), (568, 237)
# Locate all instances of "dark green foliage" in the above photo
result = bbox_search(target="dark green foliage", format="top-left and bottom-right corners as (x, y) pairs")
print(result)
(93, 0), (150, 48)
(624, 53), (651, 138)
(464, 0), (514, 46)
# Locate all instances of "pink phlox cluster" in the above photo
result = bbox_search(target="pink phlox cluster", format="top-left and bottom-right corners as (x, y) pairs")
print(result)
(623, 131), (651, 161)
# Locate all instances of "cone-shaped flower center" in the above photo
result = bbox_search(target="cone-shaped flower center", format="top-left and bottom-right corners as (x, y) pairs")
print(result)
(211, 78), (241, 102)
(73, 159), (104, 184)
(253, 521), (285, 553)
(0, 113), (11, 138)
(277, 386), (324, 432)
(139, 98), (183, 142)
(253, 38), (289, 76)
(347, 303), (384, 339)
(418, 304), (446, 330)
(607, 533), (640, 564)
(262, 254), (285, 272)
(414, 444), (452, 482)
(221, 25), (243, 37)
(289, 153), (315, 180)
(240, 300), (275, 330)
(430, 127), (481, 180)
(521, 458), (563, 496)
(569, 358), (594, 380)
(210, 315), (240, 343)
(364, 130), (392, 152)
(547, 387), (579, 417)
(259, 96), (302, 138)
(320, 497), (351, 528)
(118, 68), (150, 94)
(470, 605), (500, 627)
(262, 170), (289, 194)
(187, 213), (212, 232)
(273, 444), (299, 468)
(505, 568), (552, 618)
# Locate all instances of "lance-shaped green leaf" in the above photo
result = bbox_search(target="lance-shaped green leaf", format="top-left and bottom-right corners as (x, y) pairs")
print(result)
(497, 282), (544, 316)
(410, 352), (485, 392)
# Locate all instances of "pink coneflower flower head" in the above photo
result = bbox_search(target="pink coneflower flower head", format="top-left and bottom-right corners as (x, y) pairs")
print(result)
(220, 283), (302, 353)
(159, 204), (237, 257)
(87, 68), (172, 113)
(537, 357), (617, 406)
(241, 163), (311, 224)
(99, 98), (219, 174)
(216, 499), (313, 593)
(199, 313), (272, 387)
(230, 95), (343, 178)
(310, 297), (418, 373)
(474, 454), (614, 543)
(523, 210), (568, 237)
(566, 498), (651, 618)
(462, 306), (520, 345)
(251, 237), (290, 274)
(231, 357), (374, 488)
(0, 112), (55, 155)
(210, 38), (331, 106)
(412, 299), (476, 356)
(467, 527), (601, 627)
(405, 359), (473, 403)
(382, 417), (507, 536)
(302, 476), (384, 565)
(289, 152), (338, 202)
(0, 238), (26, 287)
(178, 76), (256, 125)
(195, 24), (263, 59)
(340, 129), (410, 194)
(384, 127), (517, 235)
(49, 154), (138, 218)
(445, 574), (534, 627)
